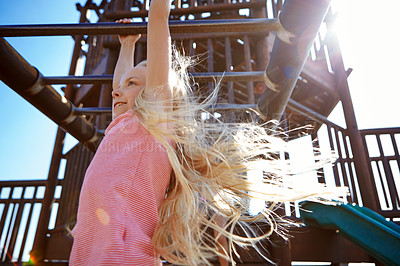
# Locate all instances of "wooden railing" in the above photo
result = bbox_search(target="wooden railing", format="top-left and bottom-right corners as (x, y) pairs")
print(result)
(2, 126), (399, 263)
(318, 122), (359, 203)
(361, 127), (400, 222)
(0, 180), (61, 262)
(0, 142), (92, 264)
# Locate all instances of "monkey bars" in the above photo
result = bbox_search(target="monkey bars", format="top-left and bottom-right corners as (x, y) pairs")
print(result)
(40, 71), (266, 85)
(258, 0), (331, 120)
(0, 0), (332, 143)
(0, 38), (99, 148)
(0, 19), (280, 37)
(106, 0), (267, 19)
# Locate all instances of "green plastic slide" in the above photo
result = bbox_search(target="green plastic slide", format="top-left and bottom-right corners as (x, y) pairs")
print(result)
(300, 201), (400, 265)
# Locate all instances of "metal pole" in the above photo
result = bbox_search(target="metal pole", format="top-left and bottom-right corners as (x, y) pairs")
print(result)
(0, 38), (98, 146)
(105, 0), (267, 19)
(0, 19), (280, 37)
(287, 99), (337, 127)
(257, 0), (331, 121)
(40, 71), (267, 85)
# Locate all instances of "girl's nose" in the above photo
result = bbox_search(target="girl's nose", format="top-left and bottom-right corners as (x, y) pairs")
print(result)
(112, 89), (121, 98)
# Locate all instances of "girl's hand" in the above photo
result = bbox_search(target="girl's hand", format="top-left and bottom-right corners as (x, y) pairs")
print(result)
(115, 18), (141, 44)
(113, 18), (140, 91)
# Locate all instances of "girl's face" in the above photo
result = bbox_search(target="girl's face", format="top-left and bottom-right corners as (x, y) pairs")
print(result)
(112, 64), (147, 120)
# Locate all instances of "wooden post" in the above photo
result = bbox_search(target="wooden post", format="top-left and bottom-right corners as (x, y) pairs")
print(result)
(325, 18), (379, 211)
(30, 3), (90, 262)
(30, 128), (66, 263)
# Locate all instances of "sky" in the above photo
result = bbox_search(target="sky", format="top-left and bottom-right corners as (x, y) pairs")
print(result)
(0, 0), (399, 182)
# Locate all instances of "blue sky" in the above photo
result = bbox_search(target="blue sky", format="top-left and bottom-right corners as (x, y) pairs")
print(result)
(0, 0), (399, 181)
(0, 0), (88, 180)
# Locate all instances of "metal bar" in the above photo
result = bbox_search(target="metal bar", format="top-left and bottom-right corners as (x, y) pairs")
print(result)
(257, 0), (331, 121)
(42, 75), (112, 85)
(73, 104), (258, 115)
(0, 199), (43, 205)
(74, 107), (111, 115)
(360, 127), (400, 135)
(0, 19), (280, 37)
(286, 98), (345, 130)
(0, 38), (98, 147)
(106, 0), (267, 19)
(174, 31), (270, 41)
(41, 71), (267, 85)
(0, 180), (47, 187)
(72, 99), (349, 120)
(370, 155), (400, 163)
(210, 104), (257, 111)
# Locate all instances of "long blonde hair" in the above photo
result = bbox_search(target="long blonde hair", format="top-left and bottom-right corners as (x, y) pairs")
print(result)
(133, 48), (346, 265)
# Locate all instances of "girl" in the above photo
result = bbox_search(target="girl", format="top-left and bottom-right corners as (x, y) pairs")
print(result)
(70, 0), (346, 264)
(70, 0), (173, 264)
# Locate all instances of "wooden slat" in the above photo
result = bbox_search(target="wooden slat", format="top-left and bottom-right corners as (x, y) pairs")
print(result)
(243, 35), (254, 104)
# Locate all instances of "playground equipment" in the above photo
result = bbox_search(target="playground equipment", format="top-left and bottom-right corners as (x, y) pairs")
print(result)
(1, 0), (399, 264)
(301, 201), (400, 265)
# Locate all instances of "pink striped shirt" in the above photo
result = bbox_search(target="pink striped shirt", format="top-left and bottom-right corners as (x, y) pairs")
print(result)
(70, 109), (172, 265)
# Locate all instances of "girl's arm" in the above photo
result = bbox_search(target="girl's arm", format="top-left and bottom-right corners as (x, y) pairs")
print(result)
(145, 0), (172, 107)
(113, 19), (141, 91)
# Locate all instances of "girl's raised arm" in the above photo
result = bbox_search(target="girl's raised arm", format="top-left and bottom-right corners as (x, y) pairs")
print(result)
(113, 19), (141, 91)
(145, 0), (172, 105)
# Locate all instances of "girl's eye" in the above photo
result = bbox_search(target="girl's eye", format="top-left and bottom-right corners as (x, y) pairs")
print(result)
(128, 81), (137, 86)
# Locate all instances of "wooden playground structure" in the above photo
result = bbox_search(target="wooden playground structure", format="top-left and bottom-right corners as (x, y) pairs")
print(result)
(0, 0), (399, 264)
